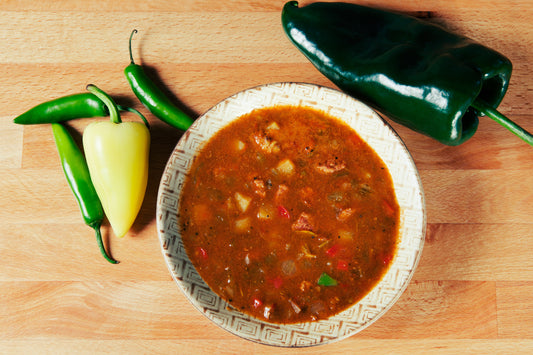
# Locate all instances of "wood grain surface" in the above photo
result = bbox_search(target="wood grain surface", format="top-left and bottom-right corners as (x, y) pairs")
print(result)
(1, 0), (532, 354)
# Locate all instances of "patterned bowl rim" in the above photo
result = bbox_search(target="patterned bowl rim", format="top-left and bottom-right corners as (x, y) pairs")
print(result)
(156, 82), (426, 347)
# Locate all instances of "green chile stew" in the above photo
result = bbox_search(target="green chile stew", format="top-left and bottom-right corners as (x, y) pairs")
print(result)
(179, 106), (400, 324)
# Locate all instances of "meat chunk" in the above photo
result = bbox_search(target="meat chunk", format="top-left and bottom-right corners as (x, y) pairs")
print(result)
(275, 184), (288, 203)
(292, 212), (314, 232)
(316, 158), (346, 174)
(300, 280), (312, 292)
(337, 207), (355, 222)
(252, 178), (266, 198)
(253, 133), (280, 153)
(299, 186), (315, 208)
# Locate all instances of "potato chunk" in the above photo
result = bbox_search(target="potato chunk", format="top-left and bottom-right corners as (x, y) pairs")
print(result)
(234, 192), (252, 212)
(235, 140), (246, 151)
(266, 121), (280, 131)
(235, 217), (251, 233)
(276, 159), (295, 176)
(257, 204), (275, 220)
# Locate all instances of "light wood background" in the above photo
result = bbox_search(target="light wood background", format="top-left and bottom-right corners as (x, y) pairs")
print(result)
(1, 0), (532, 354)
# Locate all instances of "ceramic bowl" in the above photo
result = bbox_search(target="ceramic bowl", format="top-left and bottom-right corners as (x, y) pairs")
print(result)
(156, 82), (426, 347)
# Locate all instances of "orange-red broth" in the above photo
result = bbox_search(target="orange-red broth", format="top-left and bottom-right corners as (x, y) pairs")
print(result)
(179, 106), (400, 324)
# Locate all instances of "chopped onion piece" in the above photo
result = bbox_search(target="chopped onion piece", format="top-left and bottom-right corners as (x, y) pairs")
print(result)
(289, 299), (302, 314)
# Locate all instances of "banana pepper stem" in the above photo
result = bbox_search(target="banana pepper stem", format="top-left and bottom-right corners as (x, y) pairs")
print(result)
(87, 84), (121, 124)
(472, 99), (533, 147)
(86, 84), (150, 128)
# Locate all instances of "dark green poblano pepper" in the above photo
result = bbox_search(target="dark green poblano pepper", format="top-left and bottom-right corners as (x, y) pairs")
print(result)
(282, 1), (533, 146)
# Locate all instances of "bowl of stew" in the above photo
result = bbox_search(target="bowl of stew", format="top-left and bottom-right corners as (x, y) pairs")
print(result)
(157, 82), (426, 347)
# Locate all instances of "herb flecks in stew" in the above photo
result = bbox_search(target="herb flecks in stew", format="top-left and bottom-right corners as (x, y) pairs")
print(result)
(179, 106), (400, 324)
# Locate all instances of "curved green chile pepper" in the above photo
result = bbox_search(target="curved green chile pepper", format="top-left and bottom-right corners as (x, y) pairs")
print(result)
(281, 1), (530, 146)
(52, 123), (118, 264)
(124, 29), (194, 131)
(14, 93), (108, 125)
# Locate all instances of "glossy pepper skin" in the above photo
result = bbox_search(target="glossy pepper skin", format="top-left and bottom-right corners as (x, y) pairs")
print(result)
(125, 30), (194, 131)
(83, 85), (150, 238)
(282, 1), (513, 145)
(14, 93), (108, 125)
(52, 123), (118, 264)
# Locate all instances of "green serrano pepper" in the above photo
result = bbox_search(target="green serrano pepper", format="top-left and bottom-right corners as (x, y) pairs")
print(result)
(14, 92), (144, 126)
(14, 93), (108, 125)
(51, 123), (118, 264)
(124, 29), (194, 131)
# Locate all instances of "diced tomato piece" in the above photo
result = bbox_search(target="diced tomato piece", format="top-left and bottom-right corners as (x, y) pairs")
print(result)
(198, 247), (208, 260)
(348, 133), (363, 147)
(271, 276), (283, 289)
(263, 304), (274, 319)
(381, 253), (393, 265)
(337, 259), (349, 271)
(277, 205), (290, 219)
(252, 297), (263, 309)
(382, 199), (396, 216)
(193, 204), (212, 223)
(326, 244), (341, 257)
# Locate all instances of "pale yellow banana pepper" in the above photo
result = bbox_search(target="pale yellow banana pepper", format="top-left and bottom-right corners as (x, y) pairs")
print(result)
(83, 84), (150, 238)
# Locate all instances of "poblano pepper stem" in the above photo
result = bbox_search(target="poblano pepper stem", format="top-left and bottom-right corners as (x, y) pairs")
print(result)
(471, 99), (533, 146)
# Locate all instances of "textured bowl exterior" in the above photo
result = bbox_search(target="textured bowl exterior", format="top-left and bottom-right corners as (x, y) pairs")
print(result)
(156, 82), (426, 347)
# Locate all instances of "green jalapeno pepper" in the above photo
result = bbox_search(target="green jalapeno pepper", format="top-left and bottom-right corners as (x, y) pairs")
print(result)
(124, 29), (194, 131)
(282, 1), (533, 146)
(52, 123), (118, 264)
(14, 93), (108, 125)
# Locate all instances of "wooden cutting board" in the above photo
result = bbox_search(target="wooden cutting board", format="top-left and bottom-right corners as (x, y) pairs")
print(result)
(1, 0), (532, 353)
